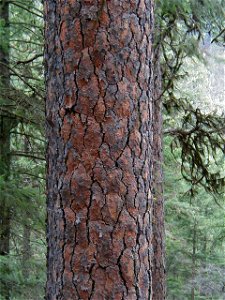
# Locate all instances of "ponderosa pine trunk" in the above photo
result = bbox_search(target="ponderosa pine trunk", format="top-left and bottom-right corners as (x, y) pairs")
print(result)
(45, 0), (157, 299)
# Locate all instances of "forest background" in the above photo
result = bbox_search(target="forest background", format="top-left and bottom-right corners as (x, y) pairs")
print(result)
(0, 0), (224, 299)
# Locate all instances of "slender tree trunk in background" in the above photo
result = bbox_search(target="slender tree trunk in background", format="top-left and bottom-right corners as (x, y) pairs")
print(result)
(0, 1), (11, 299)
(22, 224), (31, 276)
(151, 46), (166, 299)
(22, 137), (32, 277)
(45, 0), (156, 299)
(0, 0), (10, 255)
(23, 224), (31, 262)
(191, 219), (197, 300)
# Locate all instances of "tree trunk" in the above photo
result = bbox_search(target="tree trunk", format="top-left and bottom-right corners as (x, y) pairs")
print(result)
(45, 0), (156, 299)
(22, 137), (32, 277)
(0, 0), (11, 255)
(151, 46), (166, 299)
(22, 224), (31, 277)
(191, 219), (197, 300)
(0, 1), (11, 299)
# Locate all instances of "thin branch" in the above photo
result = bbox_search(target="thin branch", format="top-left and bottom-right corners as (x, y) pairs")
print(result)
(0, 106), (38, 125)
(10, 22), (43, 30)
(8, 1), (43, 18)
(164, 126), (225, 136)
(211, 28), (225, 44)
(10, 39), (43, 47)
(0, 61), (44, 99)
(16, 53), (43, 65)
(11, 151), (45, 161)
(17, 171), (45, 181)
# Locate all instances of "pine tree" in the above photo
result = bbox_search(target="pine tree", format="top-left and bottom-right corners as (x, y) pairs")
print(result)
(0, 1), (13, 297)
(0, 1), (46, 298)
(45, 0), (158, 298)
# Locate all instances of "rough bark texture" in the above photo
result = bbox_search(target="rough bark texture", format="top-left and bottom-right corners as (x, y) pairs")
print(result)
(151, 46), (166, 299)
(45, 0), (155, 299)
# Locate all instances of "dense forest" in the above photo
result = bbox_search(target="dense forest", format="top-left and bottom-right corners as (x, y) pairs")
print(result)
(0, 0), (224, 299)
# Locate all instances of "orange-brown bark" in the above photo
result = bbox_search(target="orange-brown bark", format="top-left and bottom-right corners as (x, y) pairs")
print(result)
(45, 1), (155, 299)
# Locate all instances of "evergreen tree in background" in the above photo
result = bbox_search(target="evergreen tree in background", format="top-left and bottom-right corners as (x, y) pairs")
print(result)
(165, 137), (225, 299)
(155, 1), (225, 298)
(0, 1), (11, 297)
(0, 1), (45, 299)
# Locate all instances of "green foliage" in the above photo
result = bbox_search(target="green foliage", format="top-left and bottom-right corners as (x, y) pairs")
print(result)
(0, 248), (46, 300)
(165, 137), (225, 299)
(157, 1), (225, 298)
(156, 0), (225, 193)
(0, 1), (45, 299)
(0, 163), (46, 299)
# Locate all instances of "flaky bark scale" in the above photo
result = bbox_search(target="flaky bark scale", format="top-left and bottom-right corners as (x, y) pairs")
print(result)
(45, 1), (155, 299)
